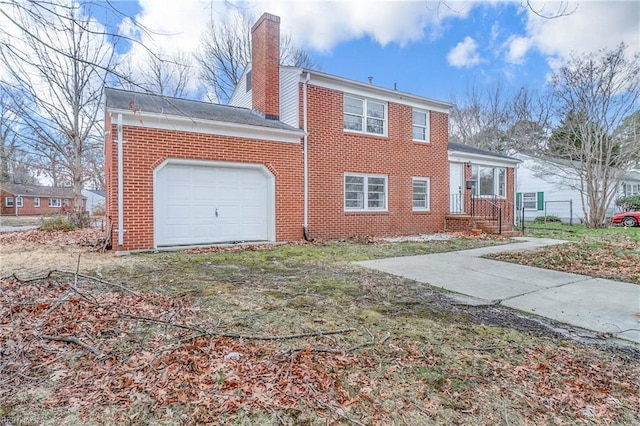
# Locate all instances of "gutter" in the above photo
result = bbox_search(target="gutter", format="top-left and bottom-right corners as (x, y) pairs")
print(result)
(117, 113), (124, 246)
(302, 71), (313, 241)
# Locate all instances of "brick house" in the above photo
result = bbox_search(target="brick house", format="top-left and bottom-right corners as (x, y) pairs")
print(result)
(104, 12), (518, 252)
(0, 182), (86, 216)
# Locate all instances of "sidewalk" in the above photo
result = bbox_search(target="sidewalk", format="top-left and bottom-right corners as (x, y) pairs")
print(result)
(356, 237), (640, 345)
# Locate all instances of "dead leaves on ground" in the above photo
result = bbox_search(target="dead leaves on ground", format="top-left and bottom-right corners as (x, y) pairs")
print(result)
(1, 276), (639, 424)
(488, 239), (640, 284)
(0, 227), (105, 247)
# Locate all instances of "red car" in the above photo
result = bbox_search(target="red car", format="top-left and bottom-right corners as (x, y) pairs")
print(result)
(611, 211), (640, 227)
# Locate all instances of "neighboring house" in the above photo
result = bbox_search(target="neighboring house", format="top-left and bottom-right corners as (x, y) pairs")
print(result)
(0, 182), (86, 216)
(104, 13), (518, 252)
(514, 153), (640, 223)
(82, 189), (105, 215)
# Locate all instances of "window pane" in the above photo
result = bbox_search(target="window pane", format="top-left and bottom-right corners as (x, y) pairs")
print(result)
(366, 118), (384, 134)
(523, 192), (536, 209)
(367, 101), (384, 119)
(479, 167), (495, 196)
(344, 114), (362, 131)
(413, 180), (428, 208)
(412, 110), (426, 126)
(368, 177), (386, 208)
(498, 168), (506, 197)
(345, 176), (364, 209)
(344, 97), (363, 115)
(412, 126), (426, 140)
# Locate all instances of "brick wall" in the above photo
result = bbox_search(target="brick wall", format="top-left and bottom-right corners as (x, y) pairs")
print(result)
(251, 13), (280, 119)
(303, 84), (450, 240)
(105, 121), (303, 252)
(1, 190), (80, 216)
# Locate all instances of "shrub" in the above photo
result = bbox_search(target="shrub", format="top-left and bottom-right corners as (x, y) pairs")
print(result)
(615, 195), (640, 211)
(40, 215), (76, 231)
(533, 215), (562, 223)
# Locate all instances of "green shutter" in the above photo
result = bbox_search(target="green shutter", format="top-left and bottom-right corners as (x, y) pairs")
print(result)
(537, 192), (544, 211)
(516, 192), (522, 210)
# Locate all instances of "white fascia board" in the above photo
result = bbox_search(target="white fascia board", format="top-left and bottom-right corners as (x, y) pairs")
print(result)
(448, 150), (521, 167)
(108, 108), (304, 144)
(306, 70), (452, 114)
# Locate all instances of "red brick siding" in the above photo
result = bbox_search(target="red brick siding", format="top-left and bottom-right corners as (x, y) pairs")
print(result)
(0, 190), (80, 216)
(303, 84), (450, 239)
(105, 122), (303, 252)
(251, 13), (280, 118)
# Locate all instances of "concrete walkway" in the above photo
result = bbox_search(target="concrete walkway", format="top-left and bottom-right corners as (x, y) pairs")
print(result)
(356, 237), (640, 345)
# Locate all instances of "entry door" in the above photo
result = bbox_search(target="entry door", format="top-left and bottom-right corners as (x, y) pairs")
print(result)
(449, 163), (464, 213)
(155, 163), (270, 246)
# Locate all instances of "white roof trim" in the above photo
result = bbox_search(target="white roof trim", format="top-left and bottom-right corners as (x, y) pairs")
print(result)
(304, 69), (452, 114)
(448, 150), (520, 167)
(108, 108), (303, 144)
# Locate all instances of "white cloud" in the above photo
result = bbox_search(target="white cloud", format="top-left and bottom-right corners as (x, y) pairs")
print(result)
(447, 36), (481, 67)
(521, 1), (639, 66)
(505, 35), (531, 64)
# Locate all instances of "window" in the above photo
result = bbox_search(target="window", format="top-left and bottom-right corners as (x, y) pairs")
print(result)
(16, 196), (23, 207)
(412, 109), (429, 142)
(522, 192), (537, 210)
(344, 173), (387, 211)
(5, 197), (13, 207)
(412, 178), (430, 210)
(34, 197), (40, 208)
(623, 183), (640, 196)
(49, 198), (61, 207)
(343, 96), (386, 136)
(471, 166), (507, 197)
(63, 198), (69, 207)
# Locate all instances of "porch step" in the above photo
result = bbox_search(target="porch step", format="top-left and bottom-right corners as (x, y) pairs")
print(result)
(474, 220), (518, 236)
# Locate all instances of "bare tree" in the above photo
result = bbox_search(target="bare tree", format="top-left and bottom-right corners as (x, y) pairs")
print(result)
(543, 44), (640, 227)
(0, 1), (114, 224)
(196, 12), (316, 104)
(119, 49), (192, 98)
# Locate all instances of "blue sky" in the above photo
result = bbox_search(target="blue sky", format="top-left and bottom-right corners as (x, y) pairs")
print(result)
(101, 0), (639, 102)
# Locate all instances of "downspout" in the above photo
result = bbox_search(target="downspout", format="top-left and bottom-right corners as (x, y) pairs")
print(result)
(117, 113), (124, 246)
(302, 71), (314, 242)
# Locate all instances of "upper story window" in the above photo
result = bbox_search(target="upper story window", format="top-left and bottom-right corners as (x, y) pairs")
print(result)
(343, 96), (386, 136)
(344, 173), (387, 211)
(412, 109), (429, 142)
(471, 166), (506, 198)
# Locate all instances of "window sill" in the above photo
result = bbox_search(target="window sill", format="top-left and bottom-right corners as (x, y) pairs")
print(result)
(344, 210), (388, 214)
(343, 129), (388, 139)
(412, 139), (430, 144)
(412, 209), (431, 213)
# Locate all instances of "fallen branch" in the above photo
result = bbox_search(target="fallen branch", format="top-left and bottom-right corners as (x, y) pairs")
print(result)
(5, 270), (140, 296)
(458, 345), (517, 351)
(40, 334), (102, 357)
(120, 313), (355, 340)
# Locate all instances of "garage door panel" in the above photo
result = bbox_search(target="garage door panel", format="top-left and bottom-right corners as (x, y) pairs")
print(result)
(156, 163), (271, 246)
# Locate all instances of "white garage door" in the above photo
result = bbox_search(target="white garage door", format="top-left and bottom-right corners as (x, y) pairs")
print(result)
(155, 162), (272, 247)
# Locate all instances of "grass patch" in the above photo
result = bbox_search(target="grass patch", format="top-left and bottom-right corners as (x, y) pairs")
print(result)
(494, 223), (640, 284)
(3, 235), (639, 424)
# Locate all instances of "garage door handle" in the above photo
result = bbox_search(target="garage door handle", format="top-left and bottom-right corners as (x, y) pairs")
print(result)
(215, 208), (218, 217)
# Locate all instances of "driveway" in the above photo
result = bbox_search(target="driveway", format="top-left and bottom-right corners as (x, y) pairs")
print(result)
(356, 237), (640, 345)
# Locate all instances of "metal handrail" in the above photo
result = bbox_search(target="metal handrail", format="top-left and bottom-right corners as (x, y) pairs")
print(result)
(471, 195), (503, 234)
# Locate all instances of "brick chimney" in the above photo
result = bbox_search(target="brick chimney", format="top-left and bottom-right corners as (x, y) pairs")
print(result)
(251, 13), (280, 120)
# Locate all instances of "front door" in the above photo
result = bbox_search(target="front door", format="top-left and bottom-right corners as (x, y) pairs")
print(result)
(449, 163), (464, 213)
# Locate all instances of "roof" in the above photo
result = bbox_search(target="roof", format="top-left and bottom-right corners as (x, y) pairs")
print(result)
(83, 189), (105, 197)
(1, 183), (83, 198)
(105, 87), (301, 132)
(448, 142), (520, 162)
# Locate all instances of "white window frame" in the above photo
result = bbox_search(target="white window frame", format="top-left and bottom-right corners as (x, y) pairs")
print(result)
(471, 165), (507, 198)
(34, 197), (40, 208)
(412, 177), (430, 211)
(16, 196), (23, 207)
(343, 95), (387, 136)
(63, 198), (69, 207)
(344, 173), (388, 212)
(5, 197), (13, 207)
(522, 192), (537, 210)
(412, 109), (430, 142)
(49, 198), (61, 207)
(624, 183), (640, 196)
